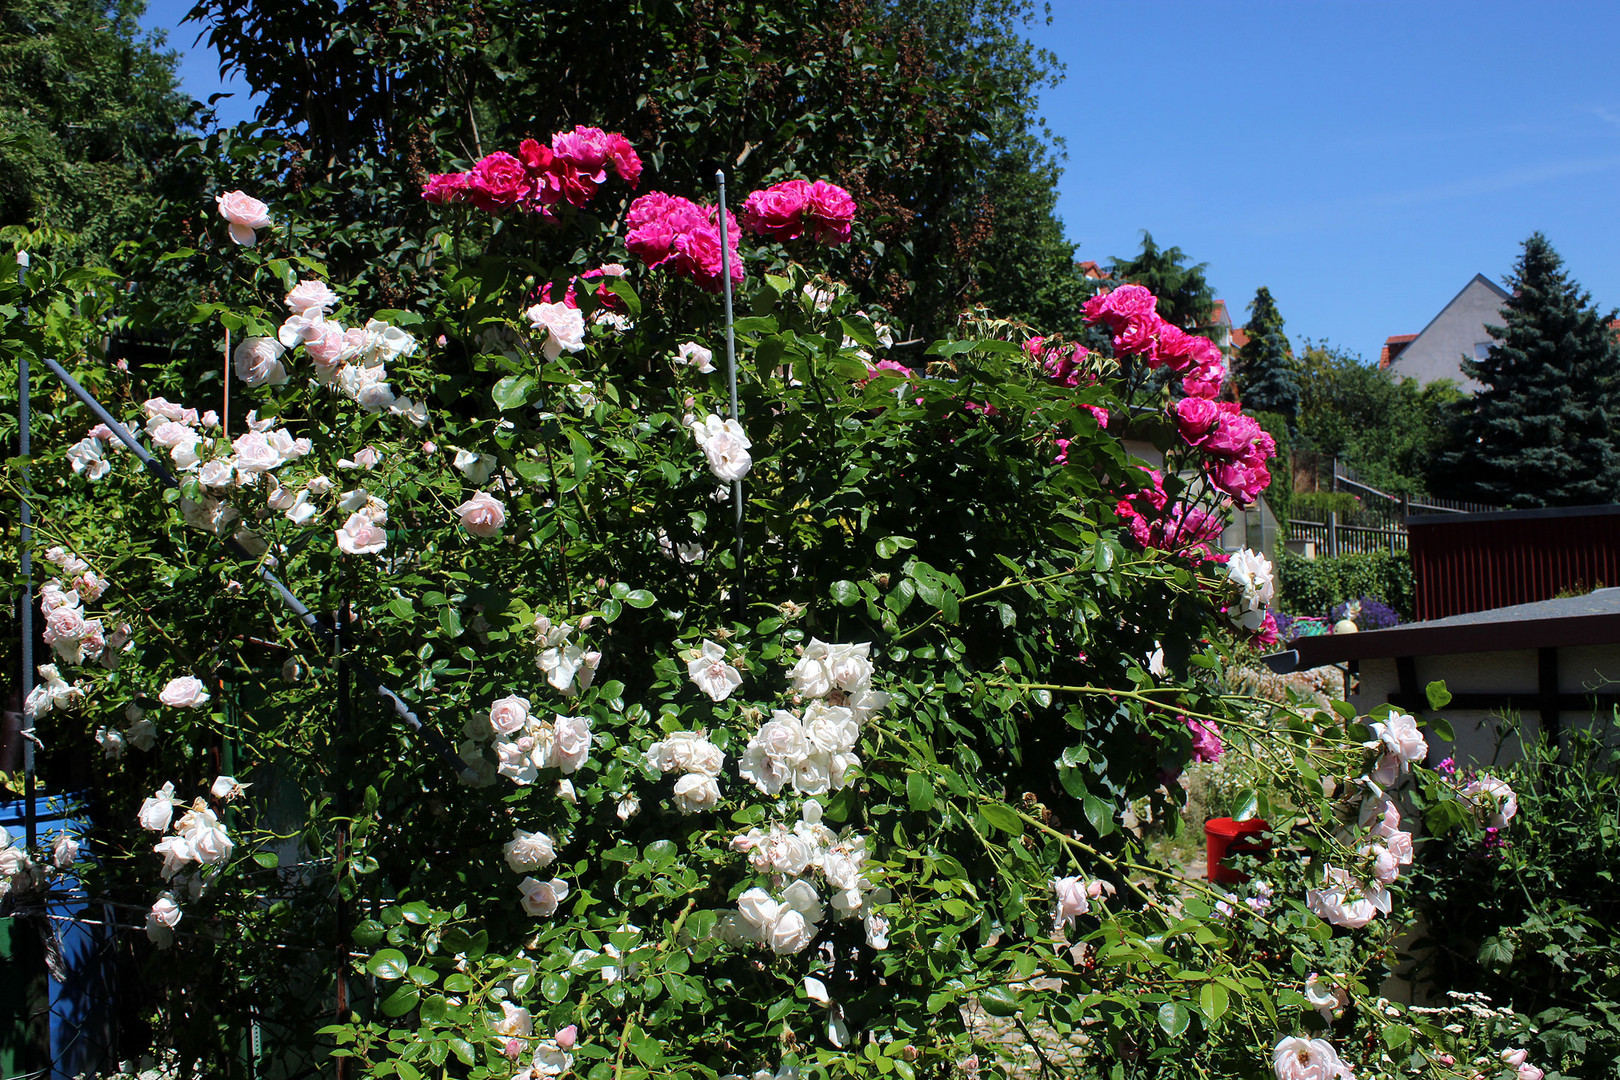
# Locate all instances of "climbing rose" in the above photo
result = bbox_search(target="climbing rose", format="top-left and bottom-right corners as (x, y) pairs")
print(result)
(525, 301), (586, 360)
(1185, 716), (1224, 763)
(691, 414), (752, 482)
(335, 512), (387, 556)
(1272, 1037), (1356, 1080)
(518, 876), (570, 916)
(687, 640), (743, 701)
(159, 676), (211, 709)
(503, 828), (557, 872)
(216, 190), (271, 245)
(455, 492), (507, 537)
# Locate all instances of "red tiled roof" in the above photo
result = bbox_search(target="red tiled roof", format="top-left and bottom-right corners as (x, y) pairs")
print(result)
(1230, 327), (1250, 350)
(1077, 260), (1110, 280)
(1379, 333), (1418, 370)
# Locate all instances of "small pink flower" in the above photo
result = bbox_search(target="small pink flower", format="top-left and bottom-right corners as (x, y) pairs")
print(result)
(216, 190), (271, 246)
(454, 492), (506, 537)
(554, 1025), (578, 1051)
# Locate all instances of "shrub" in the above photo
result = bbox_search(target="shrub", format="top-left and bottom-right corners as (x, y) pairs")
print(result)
(1279, 549), (1414, 621)
(1407, 713), (1620, 1078)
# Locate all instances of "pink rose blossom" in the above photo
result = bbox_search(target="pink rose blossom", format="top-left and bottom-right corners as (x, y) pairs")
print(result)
(1184, 716), (1224, 763)
(216, 190), (271, 246)
(335, 512), (387, 556)
(467, 152), (531, 211)
(1273, 1036), (1355, 1080)
(455, 492), (506, 537)
(422, 172), (474, 205)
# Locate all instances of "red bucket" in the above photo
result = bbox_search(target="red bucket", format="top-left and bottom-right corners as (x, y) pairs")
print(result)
(1204, 817), (1271, 884)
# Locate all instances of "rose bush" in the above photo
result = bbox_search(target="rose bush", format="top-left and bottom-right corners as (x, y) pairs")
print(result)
(0, 126), (1533, 1080)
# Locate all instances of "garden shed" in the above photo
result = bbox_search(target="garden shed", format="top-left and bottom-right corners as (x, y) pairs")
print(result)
(1283, 588), (1620, 765)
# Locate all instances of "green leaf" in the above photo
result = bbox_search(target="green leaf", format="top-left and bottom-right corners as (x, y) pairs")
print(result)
(1230, 788), (1260, 822)
(1083, 793), (1116, 837)
(406, 965), (440, 987)
(1426, 715), (1455, 741)
(906, 772), (935, 812)
(1157, 1002), (1189, 1038)
(830, 580), (860, 606)
(447, 1037), (477, 1066)
(492, 375), (535, 410)
(253, 851), (279, 869)
(623, 589), (656, 608)
(351, 920), (385, 948)
(379, 984), (420, 1017)
(980, 802), (1023, 836)
(1425, 681), (1452, 710)
(367, 949), (409, 980)
(980, 986), (1019, 1017)
(1381, 1024), (1411, 1050)
(875, 535), (915, 559)
(1199, 982), (1228, 1025)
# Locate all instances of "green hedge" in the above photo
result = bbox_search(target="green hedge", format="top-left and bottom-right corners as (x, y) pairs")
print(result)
(1251, 410), (1293, 528)
(1278, 549), (1414, 620)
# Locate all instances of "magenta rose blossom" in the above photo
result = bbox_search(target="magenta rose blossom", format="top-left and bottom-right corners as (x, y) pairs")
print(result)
(467, 152), (531, 211)
(741, 180), (811, 240)
(802, 180), (856, 244)
(1174, 396), (1221, 446)
(216, 190), (271, 246)
(1184, 716), (1224, 763)
(422, 172), (474, 205)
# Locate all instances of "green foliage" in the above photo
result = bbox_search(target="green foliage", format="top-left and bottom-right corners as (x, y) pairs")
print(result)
(1278, 550), (1414, 620)
(0, 0), (195, 263)
(1296, 340), (1461, 499)
(1292, 491), (1359, 524)
(1408, 715), (1620, 1078)
(1236, 287), (1298, 423)
(1107, 230), (1216, 335)
(1438, 233), (1620, 508)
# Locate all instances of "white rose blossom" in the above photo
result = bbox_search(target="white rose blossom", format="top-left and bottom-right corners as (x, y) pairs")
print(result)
(159, 676), (211, 709)
(335, 512), (387, 556)
(690, 414), (753, 482)
(687, 639), (743, 702)
(503, 828), (558, 872)
(518, 876), (570, 916)
(524, 301), (587, 360)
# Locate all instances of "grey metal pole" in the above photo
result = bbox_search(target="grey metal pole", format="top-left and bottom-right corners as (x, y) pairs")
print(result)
(17, 251), (36, 850)
(714, 171), (743, 562)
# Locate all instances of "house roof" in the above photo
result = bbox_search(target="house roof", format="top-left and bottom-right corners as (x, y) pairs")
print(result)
(1280, 588), (1620, 670)
(1077, 260), (1110, 280)
(1230, 326), (1251, 350)
(1378, 334), (1418, 370)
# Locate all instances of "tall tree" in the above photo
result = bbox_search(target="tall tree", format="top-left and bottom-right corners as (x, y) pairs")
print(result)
(0, 0), (194, 262)
(1296, 341), (1461, 498)
(1439, 233), (1620, 508)
(1108, 230), (1215, 334)
(1236, 286), (1298, 421)
(166, 0), (1083, 340)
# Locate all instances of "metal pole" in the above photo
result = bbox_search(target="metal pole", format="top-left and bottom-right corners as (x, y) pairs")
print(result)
(714, 171), (743, 567)
(17, 250), (36, 851)
(332, 603), (350, 1080)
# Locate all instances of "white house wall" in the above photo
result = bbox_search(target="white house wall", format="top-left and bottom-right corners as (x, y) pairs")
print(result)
(1384, 275), (1511, 393)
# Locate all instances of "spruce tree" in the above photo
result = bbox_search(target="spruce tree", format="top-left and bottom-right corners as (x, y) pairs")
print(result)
(1237, 286), (1299, 422)
(1441, 233), (1620, 508)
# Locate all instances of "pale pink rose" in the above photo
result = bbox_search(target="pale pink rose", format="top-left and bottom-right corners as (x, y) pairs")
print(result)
(335, 512), (387, 556)
(232, 431), (282, 474)
(671, 772), (721, 813)
(159, 676), (211, 708)
(455, 492), (506, 537)
(554, 1025), (578, 1051)
(675, 341), (715, 373)
(518, 876), (570, 916)
(232, 337), (289, 386)
(551, 714), (592, 773)
(524, 301), (587, 360)
(503, 828), (557, 872)
(1501, 1049), (1527, 1068)
(1273, 1036), (1355, 1080)
(285, 279), (340, 317)
(1052, 875), (1091, 929)
(687, 640), (742, 701)
(216, 190), (271, 245)
(488, 695), (531, 736)
(1517, 1065), (1544, 1080)
(306, 326), (348, 377)
(1369, 711), (1427, 764)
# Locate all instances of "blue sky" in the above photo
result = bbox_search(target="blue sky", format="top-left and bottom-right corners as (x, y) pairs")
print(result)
(140, 1), (1620, 362)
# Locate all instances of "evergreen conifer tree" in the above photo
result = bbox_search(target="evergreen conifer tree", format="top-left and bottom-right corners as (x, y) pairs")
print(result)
(1441, 233), (1620, 507)
(1236, 286), (1299, 422)
(1108, 231), (1216, 333)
